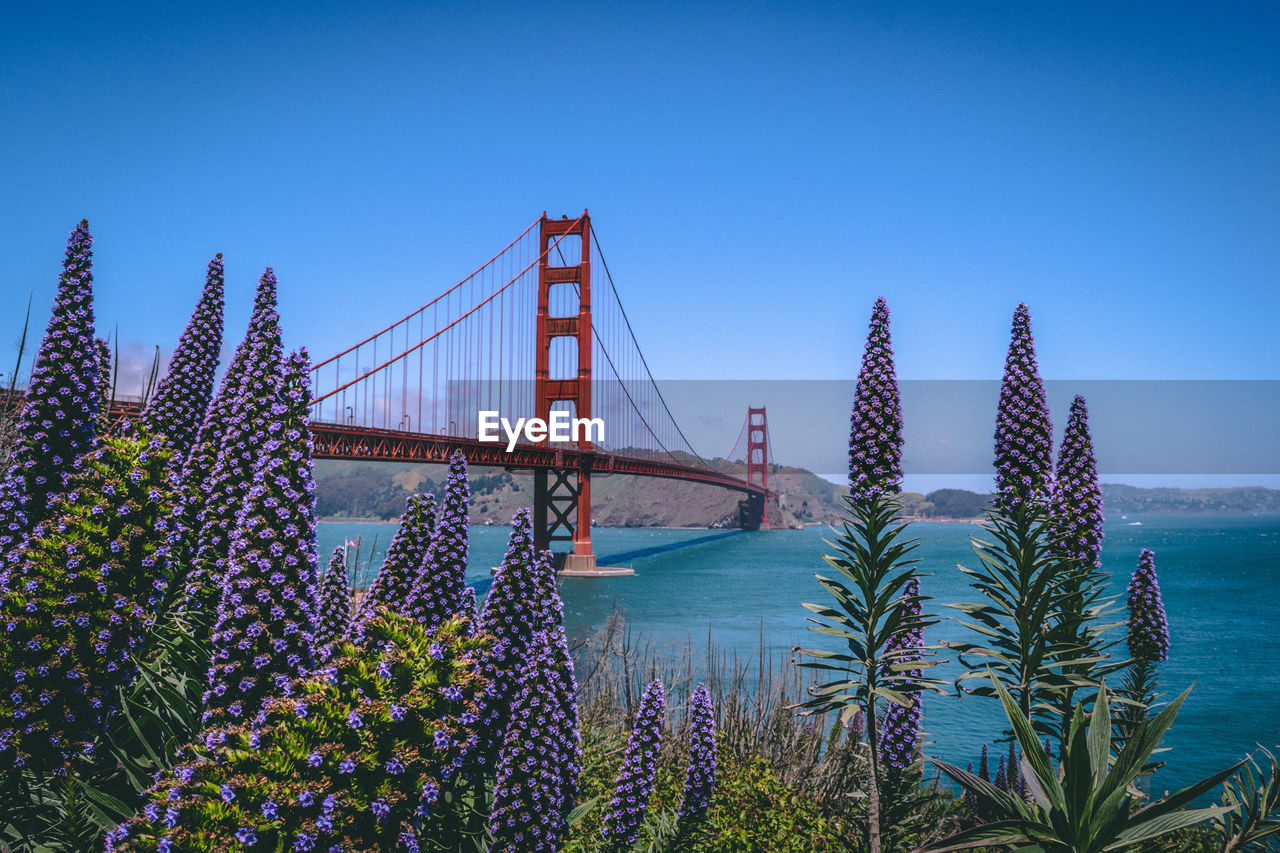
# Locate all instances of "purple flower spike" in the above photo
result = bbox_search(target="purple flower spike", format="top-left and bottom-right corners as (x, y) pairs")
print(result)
(602, 679), (666, 846)
(204, 348), (319, 728)
(407, 451), (470, 630)
(1126, 549), (1169, 663)
(678, 682), (717, 822)
(142, 254), (226, 457)
(93, 337), (112, 435)
(0, 220), (99, 558)
(879, 577), (924, 771)
(477, 508), (560, 746)
(489, 628), (581, 853)
(849, 298), (903, 501)
(357, 493), (436, 625)
(1053, 396), (1104, 569)
(994, 303), (1053, 506)
(177, 267), (283, 613)
(312, 546), (351, 653)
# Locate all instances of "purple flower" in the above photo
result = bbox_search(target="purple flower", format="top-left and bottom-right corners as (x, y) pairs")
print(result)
(312, 546), (351, 651)
(0, 220), (99, 551)
(405, 452), (471, 629)
(141, 254), (225, 456)
(994, 304), (1053, 505)
(602, 679), (666, 845)
(678, 683), (717, 822)
(489, 628), (581, 851)
(354, 493), (436, 625)
(1053, 396), (1104, 569)
(202, 347), (319, 728)
(1127, 549), (1170, 662)
(848, 298), (903, 501)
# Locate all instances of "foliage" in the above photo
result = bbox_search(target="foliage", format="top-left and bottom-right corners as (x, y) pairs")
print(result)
(108, 613), (489, 852)
(1212, 747), (1280, 852)
(925, 677), (1240, 853)
(948, 498), (1091, 744)
(0, 433), (178, 784)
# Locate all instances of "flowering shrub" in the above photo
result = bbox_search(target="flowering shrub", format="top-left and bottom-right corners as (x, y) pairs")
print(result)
(994, 303), (1053, 506)
(408, 451), (470, 631)
(107, 613), (490, 853)
(141, 255), (225, 458)
(0, 432), (178, 776)
(678, 683), (717, 823)
(601, 679), (666, 846)
(848, 297), (902, 501)
(489, 628), (581, 852)
(0, 220), (99, 562)
(203, 351), (318, 727)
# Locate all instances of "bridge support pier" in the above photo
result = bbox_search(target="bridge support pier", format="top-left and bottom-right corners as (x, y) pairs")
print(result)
(534, 212), (601, 570)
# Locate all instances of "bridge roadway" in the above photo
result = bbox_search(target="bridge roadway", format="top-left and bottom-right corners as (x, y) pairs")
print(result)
(308, 420), (767, 497)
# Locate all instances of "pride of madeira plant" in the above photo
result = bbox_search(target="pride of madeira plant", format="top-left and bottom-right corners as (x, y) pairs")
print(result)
(949, 304), (1097, 747)
(797, 298), (942, 853)
(925, 676), (1239, 853)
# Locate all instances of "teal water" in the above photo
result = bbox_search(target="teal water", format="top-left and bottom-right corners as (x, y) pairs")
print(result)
(318, 514), (1280, 794)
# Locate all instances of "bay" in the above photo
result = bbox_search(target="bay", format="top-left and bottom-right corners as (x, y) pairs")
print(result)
(318, 513), (1280, 794)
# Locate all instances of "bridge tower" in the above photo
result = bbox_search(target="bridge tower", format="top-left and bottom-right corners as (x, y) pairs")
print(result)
(533, 212), (597, 571)
(741, 406), (769, 529)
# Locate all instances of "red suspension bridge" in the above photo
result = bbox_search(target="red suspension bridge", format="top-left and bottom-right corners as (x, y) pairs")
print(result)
(306, 212), (773, 572)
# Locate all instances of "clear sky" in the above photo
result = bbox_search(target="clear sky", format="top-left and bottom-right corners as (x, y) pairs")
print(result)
(3, 3), (1278, 433)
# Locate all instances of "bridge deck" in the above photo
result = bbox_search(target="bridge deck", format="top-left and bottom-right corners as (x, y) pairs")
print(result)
(309, 421), (766, 496)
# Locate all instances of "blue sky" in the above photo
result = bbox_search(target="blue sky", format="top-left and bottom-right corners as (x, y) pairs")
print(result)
(3, 2), (1279, 483)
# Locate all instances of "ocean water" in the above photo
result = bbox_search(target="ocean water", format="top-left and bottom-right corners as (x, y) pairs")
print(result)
(318, 513), (1280, 794)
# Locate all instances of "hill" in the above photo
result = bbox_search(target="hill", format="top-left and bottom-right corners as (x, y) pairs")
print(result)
(313, 462), (1280, 528)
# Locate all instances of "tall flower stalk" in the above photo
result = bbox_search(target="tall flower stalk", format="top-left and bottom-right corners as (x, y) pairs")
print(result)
(140, 254), (225, 458)
(1117, 548), (1170, 747)
(0, 220), (99, 568)
(488, 628), (581, 852)
(177, 268), (283, 615)
(1049, 395), (1119, 747)
(798, 298), (940, 853)
(313, 546), (352, 654)
(951, 303), (1082, 745)
(879, 577), (925, 773)
(679, 683), (717, 824)
(203, 350), (318, 728)
(356, 493), (436, 626)
(408, 451), (470, 631)
(601, 679), (666, 847)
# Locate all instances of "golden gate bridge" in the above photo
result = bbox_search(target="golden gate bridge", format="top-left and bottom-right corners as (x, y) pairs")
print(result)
(304, 212), (772, 572)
